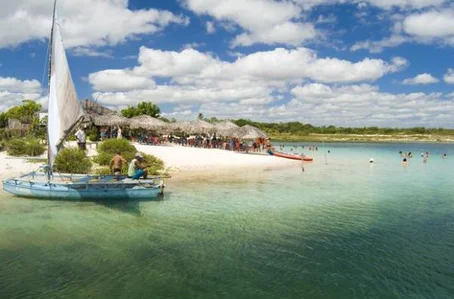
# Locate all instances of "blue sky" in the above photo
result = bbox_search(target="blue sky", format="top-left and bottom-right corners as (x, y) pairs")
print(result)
(1, 0), (454, 127)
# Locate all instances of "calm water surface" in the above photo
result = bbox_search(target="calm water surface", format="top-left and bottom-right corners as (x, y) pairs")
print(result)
(1, 143), (453, 299)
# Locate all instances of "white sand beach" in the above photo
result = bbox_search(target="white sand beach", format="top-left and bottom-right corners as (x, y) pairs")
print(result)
(134, 143), (300, 174)
(0, 152), (42, 182)
(0, 143), (301, 185)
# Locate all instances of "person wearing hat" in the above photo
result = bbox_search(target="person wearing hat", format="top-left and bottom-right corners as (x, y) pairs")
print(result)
(128, 152), (148, 179)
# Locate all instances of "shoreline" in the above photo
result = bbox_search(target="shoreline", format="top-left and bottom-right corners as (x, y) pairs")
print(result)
(270, 134), (454, 143)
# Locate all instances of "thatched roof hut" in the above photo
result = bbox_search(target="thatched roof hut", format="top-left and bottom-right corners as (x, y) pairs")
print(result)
(213, 120), (239, 136)
(236, 125), (268, 139)
(169, 119), (215, 134)
(129, 115), (168, 132)
(82, 99), (115, 116)
(91, 114), (130, 127)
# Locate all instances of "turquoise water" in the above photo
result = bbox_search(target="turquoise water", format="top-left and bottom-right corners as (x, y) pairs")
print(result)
(1, 142), (454, 299)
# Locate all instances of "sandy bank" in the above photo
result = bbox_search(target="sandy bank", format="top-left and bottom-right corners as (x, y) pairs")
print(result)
(0, 143), (302, 185)
(0, 152), (42, 183)
(134, 144), (301, 176)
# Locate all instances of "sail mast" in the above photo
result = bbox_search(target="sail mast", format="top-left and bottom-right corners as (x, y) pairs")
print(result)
(47, 0), (58, 169)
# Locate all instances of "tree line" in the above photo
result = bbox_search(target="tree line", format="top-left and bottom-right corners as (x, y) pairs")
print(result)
(229, 119), (454, 136)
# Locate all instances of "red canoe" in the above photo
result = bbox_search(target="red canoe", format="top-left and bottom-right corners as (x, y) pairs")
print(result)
(267, 150), (313, 161)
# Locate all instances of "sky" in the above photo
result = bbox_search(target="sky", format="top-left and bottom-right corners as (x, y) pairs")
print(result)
(1, 0), (454, 128)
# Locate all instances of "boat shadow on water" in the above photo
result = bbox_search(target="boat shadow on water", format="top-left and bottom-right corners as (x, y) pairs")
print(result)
(81, 194), (167, 216)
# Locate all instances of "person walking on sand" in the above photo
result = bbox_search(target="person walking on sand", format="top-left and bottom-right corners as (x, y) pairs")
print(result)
(128, 152), (148, 179)
(110, 151), (127, 176)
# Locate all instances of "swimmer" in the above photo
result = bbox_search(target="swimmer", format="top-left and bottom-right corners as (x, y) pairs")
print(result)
(442, 153), (447, 159)
(402, 157), (408, 166)
(369, 158), (374, 163)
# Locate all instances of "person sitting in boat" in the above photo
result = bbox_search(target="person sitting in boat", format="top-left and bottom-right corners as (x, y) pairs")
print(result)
(110, 151), (127, 176)
(128, 153), (148, 180)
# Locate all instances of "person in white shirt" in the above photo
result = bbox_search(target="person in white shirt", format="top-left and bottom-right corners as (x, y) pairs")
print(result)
(75, 128), (86, 150)
(117, 127), (122, 139)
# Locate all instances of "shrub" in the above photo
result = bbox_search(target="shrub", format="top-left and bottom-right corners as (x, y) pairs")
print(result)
(54, 148), (92, 173)
(93, 166), (111, 175)
(143, 153), (164, 175)
(6, 137), (45, 156)
(92, 152), (113, 166)
(96, 139), (137, 165)
(93, 139), (164, 175)
(87, 127), (99, 142)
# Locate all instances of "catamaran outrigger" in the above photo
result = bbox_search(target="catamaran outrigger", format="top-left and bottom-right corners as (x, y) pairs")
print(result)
(2, 0), (164, 200)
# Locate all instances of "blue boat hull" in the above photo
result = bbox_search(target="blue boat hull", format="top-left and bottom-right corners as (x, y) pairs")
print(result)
(2, 173), (164, 201)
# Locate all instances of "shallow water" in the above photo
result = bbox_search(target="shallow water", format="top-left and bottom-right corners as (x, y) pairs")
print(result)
(1, 143), (454, 299)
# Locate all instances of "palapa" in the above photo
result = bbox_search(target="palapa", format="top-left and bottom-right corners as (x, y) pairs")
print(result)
(214, 120), (239, 136)
(236, 125), (268, 139)
(169, 119), (215, 134)
(129, 115), (168, 132)
(92, 114), (130, 127)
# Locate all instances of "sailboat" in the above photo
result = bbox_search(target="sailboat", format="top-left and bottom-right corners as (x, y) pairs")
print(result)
(2, 0), (164, 200)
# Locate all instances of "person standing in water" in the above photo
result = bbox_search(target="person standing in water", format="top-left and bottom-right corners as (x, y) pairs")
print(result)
(402, 157), (408, 166)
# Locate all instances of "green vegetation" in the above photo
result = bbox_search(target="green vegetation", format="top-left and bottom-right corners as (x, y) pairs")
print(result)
(95, 139), (137, 165)
(86, 126), (99, 142)
(230, 119), (454, 141)
(142, 153), (165, 175)
(5, 137), (45, 156)
(54, 148), (92, 174)
(93, 139), (165, 175)
(93, 166), (112, 175)
(0, 100), (46, 140)
(121, 101), (161, 118)
(1, 100), (42, 125)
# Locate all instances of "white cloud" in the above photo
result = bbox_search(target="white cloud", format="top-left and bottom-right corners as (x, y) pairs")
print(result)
(0, 0), (189, 49)
(88, 46), (410, 125)
(193, 82), (454, 127)
(127, 47), (406, 85)
(206, 21), (216, 34)
(182, 0), (317, 47)
(71, 47), (113, 58)
(353, 8), (454, 53)
(286, 83), (453, 127)
(402, 73), (439, 85)
(403, 9), (454, 40)
(0, 77), (42, 112)
(295, 0), (446, 10)
(351, 35), (408, 53)
(364, 0), (445, 9)
(444, 69), (454, 84)
(89, 70), (156, 92)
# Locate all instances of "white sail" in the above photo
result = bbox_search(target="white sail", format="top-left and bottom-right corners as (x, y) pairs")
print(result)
(47, 17), (83, 169)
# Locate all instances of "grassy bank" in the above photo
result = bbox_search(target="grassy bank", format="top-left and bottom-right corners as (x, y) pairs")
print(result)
(269, 133), (454, 143)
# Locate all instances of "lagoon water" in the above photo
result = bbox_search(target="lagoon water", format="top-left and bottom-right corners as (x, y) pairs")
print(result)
(1, 143), (453, 299)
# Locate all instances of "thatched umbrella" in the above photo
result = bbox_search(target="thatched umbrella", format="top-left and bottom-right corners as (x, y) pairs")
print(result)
(237, 125), (268, 139)
(82, 99), (115, 115)
(213, 121), (239, 136)
(169, 120), (215, 134)
(92, 114), (130, 127)
(129, 115), (168, 132)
